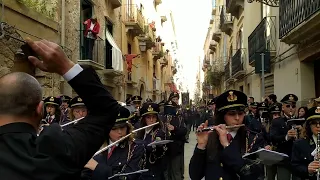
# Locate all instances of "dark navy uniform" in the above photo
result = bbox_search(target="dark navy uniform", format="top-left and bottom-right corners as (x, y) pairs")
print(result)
(59, 95), (71, 124)
(43, 96), (61, 124)
(189, 90), (263, 180)
(81, 106), (146, 180)
(136, 102), (167, 180)
(291, 107), (320, 180)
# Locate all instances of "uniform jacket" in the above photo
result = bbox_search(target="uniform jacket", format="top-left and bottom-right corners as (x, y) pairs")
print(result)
(81, 140), (146, 180)
(0, 68), (119, 180)
(139, 126), (167, 180)
(166, 115), (187, 157)
(189, 131), (263, 180)
(291, 137), (317, 180)
(270, 117), (294, 157)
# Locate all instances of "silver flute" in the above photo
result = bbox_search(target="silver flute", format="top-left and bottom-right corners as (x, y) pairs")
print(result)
(196, 124), (245, 133)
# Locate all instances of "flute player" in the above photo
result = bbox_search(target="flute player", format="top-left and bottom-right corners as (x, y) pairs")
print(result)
(189, 90), (264, 180)
(0, 39), (119, 180)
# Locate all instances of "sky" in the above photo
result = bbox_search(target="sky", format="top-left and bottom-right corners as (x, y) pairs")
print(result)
(169, 0), (211, 99)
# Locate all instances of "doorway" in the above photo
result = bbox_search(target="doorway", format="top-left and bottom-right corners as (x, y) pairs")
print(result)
(80, 0), (93, 60)
(314, 60), (320, 97)
(105, 18), (113, 69)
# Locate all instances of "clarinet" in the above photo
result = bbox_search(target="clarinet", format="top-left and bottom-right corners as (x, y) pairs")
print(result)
(317, 132), (320, 180)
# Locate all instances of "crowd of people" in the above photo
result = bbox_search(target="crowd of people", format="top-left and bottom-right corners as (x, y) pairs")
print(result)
(2, 38), (320, 180)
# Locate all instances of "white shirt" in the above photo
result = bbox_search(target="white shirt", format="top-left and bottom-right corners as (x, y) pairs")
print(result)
(228, 131), (237, 139)
(144, 127), (153, 140)
(62, 64), (83, 81)
(87, 23), (95, 39)
(108, 140), (119, 153)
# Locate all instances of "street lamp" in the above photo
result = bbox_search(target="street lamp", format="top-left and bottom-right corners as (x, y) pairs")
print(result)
(139, 41), (147, 52)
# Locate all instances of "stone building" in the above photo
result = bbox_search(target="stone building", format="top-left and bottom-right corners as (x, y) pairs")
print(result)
(203, 0), (320, 105)
(0, 0), (177, 102)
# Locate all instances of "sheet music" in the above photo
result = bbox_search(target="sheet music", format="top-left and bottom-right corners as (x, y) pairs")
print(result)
(243, 149), (289, 165)
(108, 169), (149, 179)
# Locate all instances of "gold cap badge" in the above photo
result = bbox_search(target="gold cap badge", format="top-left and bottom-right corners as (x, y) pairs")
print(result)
(289, 95), (294, 100)
(49, 97), (54, 102)
(315, 107), (320, 114)
(118, 112), (121, 116)
(147, 105), (153, 112)
(168, 101), (172, 105)
(275, 106), (279, 111)
(77, 97), (82, 102)
(227, 91), (237, 102)
(135, 96), (139, 100)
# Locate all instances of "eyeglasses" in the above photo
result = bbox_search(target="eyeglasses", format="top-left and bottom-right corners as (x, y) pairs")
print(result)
(285, 104), (296, 108)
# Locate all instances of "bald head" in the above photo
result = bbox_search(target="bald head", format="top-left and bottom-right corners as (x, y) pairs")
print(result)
(0, 72), (42, 117)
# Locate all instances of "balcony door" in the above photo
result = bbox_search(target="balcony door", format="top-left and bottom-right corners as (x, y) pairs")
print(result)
(105, 18), (113, 69)
(80, 0), (93, 60)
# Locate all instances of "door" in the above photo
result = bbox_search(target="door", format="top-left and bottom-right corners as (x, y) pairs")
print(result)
(80, 0), (92, 59)
(314, 61), (320, 97)
(105, 18), (113, 69)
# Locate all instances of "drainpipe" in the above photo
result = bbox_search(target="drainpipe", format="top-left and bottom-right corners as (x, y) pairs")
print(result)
(61, 0), (71, 96)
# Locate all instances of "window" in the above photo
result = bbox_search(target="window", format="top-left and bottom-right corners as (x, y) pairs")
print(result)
(128, 43), (132, 54)
(236, 29), (243, 50)
(239, 85), (243, 92)
(105, 18), (113, 69)
(247, 83), (251, 95)
(80, 0), (93, 60)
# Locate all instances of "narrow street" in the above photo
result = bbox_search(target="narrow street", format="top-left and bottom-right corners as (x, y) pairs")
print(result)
(184, 131), (197, 180)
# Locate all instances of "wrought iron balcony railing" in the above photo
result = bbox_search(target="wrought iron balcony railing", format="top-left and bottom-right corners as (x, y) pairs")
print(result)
(248, 16), (276, 65)
(279, 0), (320, 39)
(220, 6), (233, 35)
(123, 4), (145, 35)
(231, 48), (246, 78)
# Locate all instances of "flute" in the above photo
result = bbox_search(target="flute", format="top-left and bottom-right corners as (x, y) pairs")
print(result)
(196, 124), (245, 133)
(93, 122), (159, 156)
(61, 117), (85, 128)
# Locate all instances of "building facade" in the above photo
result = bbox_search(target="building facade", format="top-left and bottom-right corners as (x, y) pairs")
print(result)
(0, 0), (178, 102)
(203, 0), (319, 105)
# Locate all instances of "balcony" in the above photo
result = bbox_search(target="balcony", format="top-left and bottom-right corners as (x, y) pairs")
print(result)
(220, 7), (233, 36)
(123, 4), (145, 36)
(78, 35), (105, 70)
(279, 1), (320, 44)
(154, 0), (162, 6)
(110, 0), (121, 9)
(210, 15), (214, 24)
(231, 49), (246, 79)
(152, 41), (163, 58)
(248, 16), (277, 66)
(138, 24), (156, 50)
(209, 40), (217, 51)
(226, 0), (244, 18)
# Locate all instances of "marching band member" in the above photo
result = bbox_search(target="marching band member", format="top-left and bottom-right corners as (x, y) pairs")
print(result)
(59, 96), (88, 129)
(189, 90), (263, 180)
(59, 95), (71, 124)
(164, 100), (187, 180)
(42, 96), (61, 124)
(136, 102), (167, 180)
(130, 95), (143, 128)
(270, 94), (299, 180)
(81, 106), (145, 180)
(291, 106), (320, 180)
